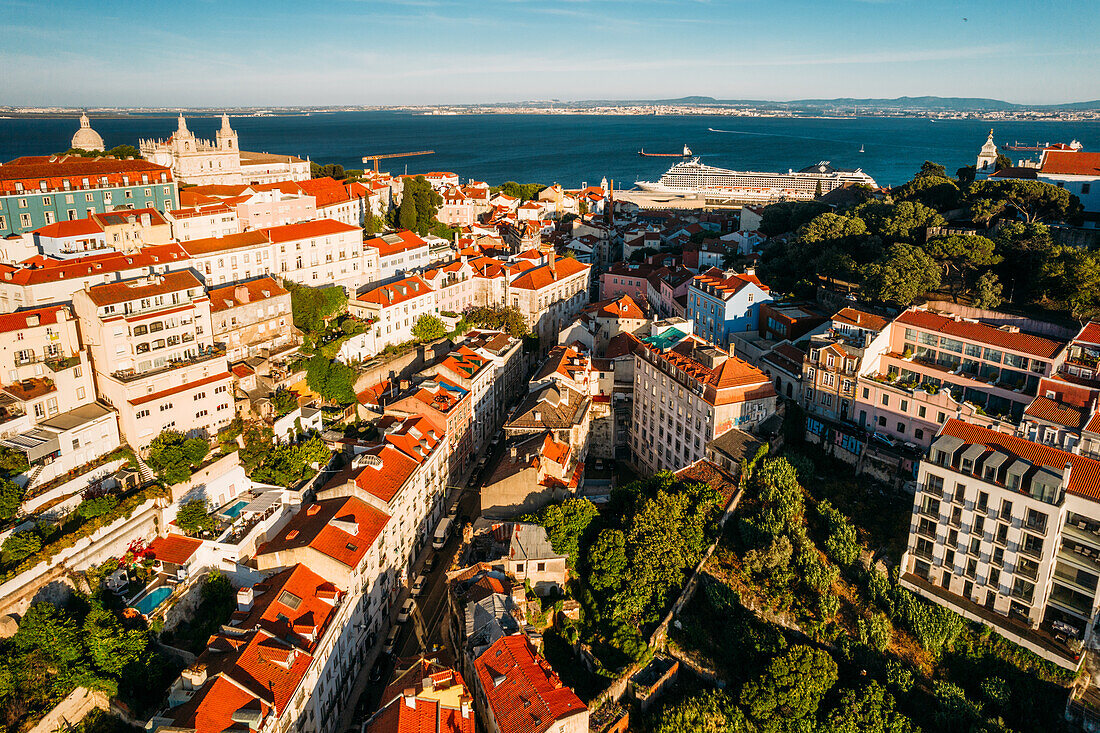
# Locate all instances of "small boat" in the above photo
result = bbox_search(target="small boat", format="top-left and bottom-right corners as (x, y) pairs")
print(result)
(859, 144), (865, 153)
(639, 144), (692, 158)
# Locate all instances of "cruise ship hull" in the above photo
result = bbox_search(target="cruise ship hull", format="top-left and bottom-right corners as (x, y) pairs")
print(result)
(635, 159), (877, 204)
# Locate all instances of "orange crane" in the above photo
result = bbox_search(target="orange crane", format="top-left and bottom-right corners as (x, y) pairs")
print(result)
(361, 150), (434, 174)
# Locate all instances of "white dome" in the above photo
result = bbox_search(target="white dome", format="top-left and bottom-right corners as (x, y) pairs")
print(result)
(71, 113), (105, 152)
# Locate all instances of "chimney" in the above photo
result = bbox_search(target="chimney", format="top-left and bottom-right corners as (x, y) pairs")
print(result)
(140, 213), (151, 227)
(404, 688), (417, 708)
(461, 697), (472, 718)
(237, 586), (254, 613)
(1064, 461), (1074, 489)
(182, 663), (208, 689)
(422, 676), (434, 692)
(234, 285), (250, 303)
(510, 444), (517, 459)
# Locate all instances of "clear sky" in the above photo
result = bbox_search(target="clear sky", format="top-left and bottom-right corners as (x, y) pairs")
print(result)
(2, 0), (1097, 107)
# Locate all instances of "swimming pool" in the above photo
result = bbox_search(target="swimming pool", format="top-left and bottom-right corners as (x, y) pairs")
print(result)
(131, 585), (172, 616)
(222, 500), (248, 519)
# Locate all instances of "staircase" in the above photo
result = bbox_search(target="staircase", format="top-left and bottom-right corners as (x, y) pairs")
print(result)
(134, 455), (156, 485)
(23, 464), (45, 491)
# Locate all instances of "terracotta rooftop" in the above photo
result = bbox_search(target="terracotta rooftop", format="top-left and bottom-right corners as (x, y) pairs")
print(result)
(85, 269), (204, 307)
(358, 275), (434, 309)
(1041, 150), (1100, 177)
(208, 276), (288, 312)
(509, 256), (589, 291)
(895, 309), (1065, 360)
(0, 306), (64, 333)
(261, 218), (359, 243)
(474, 635), (586, 733)
(365, 230), (429, 258)
(180, 229), (270, 256)
(832, 307), (888, 333)
(146, 533), (202, 565)
(258, 495), (389, 569)
(0, 244), (189, 286)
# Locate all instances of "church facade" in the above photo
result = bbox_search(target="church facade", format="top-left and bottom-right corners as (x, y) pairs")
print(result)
(140, 114), (310, 186)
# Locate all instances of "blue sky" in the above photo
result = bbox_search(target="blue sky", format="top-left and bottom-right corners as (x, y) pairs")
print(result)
(2, 0), (1097, 106)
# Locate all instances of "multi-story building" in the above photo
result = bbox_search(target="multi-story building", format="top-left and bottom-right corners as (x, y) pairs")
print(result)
(152, 562), (365, 733)
(482, 432), (582, 518)
(140, 114), (310, 186)
(599, 262), (655, 303)
(388, 376), (472, 484)
(854, 306), (1067, 447)
(90, 207), (173, 251)
(646, 266), (694, 321)
(0, 243), (192, 312)
(296, 177), (366, 228)
(422, 258), (478, 316)
(180, 230), (274, 286)
(687, 267), (772, 348)
(71, 270), (234, 447)
(459, 329), (525, 435)
(317, 413), (449, 589)
(508, 255), (590, 351)
(365, 230), (430, 285)
(425, 346), (496, 454)
(165, 201), (239, 241)
(0, 306), (99, 440)
(802, 334), (865, 423)
(31, 218), (109, 259)
(1037, 148), (1100, 228)
(900, 418), (1100, 670)
(231, 182), (317, 230)
(472, 635), (588, 733)
(0, 155), (178, 236)
(350, 275), (437, 353)
(630, 324), (777, 475)
(208, 277), (297, 362)
(558, 295), (647, 355)
(264, 219), (366, 293)
(364, 660), (475, 733)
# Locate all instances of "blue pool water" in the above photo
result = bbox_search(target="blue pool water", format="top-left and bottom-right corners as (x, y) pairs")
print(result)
(222, 500), (248, 519)
(132, 585), (172, 616)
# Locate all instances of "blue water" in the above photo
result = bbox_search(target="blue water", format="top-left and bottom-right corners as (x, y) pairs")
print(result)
(222, 500), (248, 519)
(131, 585), (172, 616)
(2, 111), (1098, 186)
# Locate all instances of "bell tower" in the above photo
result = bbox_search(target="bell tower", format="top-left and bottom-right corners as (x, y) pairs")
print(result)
(976, 129), (998, 174)
(216, 113), (238, 151)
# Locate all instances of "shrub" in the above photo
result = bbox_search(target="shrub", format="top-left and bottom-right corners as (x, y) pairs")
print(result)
(146, 431), (209, 486)
(76, 495), (120, 520)
(175, 500), (217, 535)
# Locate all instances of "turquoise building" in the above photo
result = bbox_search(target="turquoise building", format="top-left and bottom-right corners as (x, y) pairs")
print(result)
(0, 156), (178, 237)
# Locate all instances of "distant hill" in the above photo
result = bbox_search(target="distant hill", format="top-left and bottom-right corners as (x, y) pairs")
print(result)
(569, 95), (1100, 112)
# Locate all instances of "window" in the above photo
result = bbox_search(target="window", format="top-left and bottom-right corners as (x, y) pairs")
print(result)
(1000, 499), (1012, 520)
(988, 567), (1000, 588)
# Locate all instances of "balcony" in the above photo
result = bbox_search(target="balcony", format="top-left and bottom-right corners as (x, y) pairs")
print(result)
(110, 345), (225, 383)
(46, 355), (81, 372)
(1016, 562), (1040, 582)
(1019, 542), (1044, 561)
(912, 544), (935, 562)
(923, 481), (944, 498)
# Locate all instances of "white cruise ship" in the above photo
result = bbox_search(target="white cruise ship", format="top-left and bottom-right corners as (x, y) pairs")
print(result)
(635, 159), (878, 203)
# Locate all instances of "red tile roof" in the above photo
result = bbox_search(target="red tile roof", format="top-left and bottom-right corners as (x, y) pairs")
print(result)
(938, 419), (1100, 502)
(327, 415), (444, 505)
(232, 564), (342, 652)
(692, 267), (769, 299)
(1075, 322), (1100, 347)
(180, 230), (270, 256)
(474, 635), (587, 733)
(208, 276), (288, 312)
(147, 533), (202, 565)
(895, 309), (1065, 360)
(296, 177), (351, 207)
(509, 256), (589, 291)
(440, 346), (490, 380)
(85, 270), (204, 307)
(584, 294), (645, 320)
(1041, 150), (1100, 177)
(832, 307), (888, 332)
(0, 306), (63, 334)
(261, 218), (359, 243)
(129, 372), (232, 406)
(33, 218), (102, 238)
(258, 496), (389, 569)
(0, 244), (189, 285)
(358, 275), (434, 308)
(0, 156), (172, 194)
(365, 230), (429, 258)
(90, 207), (167, 228)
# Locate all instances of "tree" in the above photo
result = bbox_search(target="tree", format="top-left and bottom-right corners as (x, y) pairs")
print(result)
(175, 500), (217, 534)
(305, 355), (358, 405)
(740, 644), (838, 729)
(916, 160), (948, 179)
(587, 528), (627, 593)
(271, 388), (299, 417)
(285, 281), (347, 334)
(971, 271), (1004, 309)
(1, 528), (41, 565)
(861, 244), (942, 306)
(525, 498), (598, 570)
(924, 234), (1000, 301)
(758, 201), (830, 236)
(969, 179), (1082, 225)
(76, 495), (119, 520)
(0, 476), (24, 521)
(994, 152), (1013, 172)
(0, 446), (29, 476)
(146, 431), (210, 485)
(821, 682), (916, 733)
(652, 690), (757, 733)
(494, 182), (544, 201)
(992, 221), (1056, 304)
(817, 500), (860, 566)
(464, 304), (529, 338)
(364, 213), (386, 235)
(855, 200), (945, 243)
(411, 313), (446, 343)
(311, 162), (345, 180)
(82, 600), (148, 678)
(956, 165), (977, 187)
(797, 213), (868, 244)
(1038, 246), (1100, 321)
(894, 174), (961, 212)
(398, 193), (418, 230)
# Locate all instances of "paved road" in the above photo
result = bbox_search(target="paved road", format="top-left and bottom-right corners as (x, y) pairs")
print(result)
(341, 444), (497, 731)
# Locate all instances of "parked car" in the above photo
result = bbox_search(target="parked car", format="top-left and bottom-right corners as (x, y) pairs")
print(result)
(398, 598), (415, 623)
(369, 657), (388, 683)
(411, 574), (427, 597)
(383, 626), (399, 655)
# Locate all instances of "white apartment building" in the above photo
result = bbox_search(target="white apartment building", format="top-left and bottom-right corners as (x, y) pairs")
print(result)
(208, 277), (297, 362)
(900, 418), (1100, 670)
(422, 258), (478, 316)
(365, 230), (430, 285)
(0, 243), (193, 312)
(631, 325), (777, 475)
(72, 270), (234, 447)
(180, 230), (274, 287)
(264, 219), (367, 293)
(317, 413), (450, 586)
(349, 275), (437, 353)
(165, 202), (240, 241)
(508, 255), (590, 350)
(424, 345), (496, 454)
(32, 218), (109, 259)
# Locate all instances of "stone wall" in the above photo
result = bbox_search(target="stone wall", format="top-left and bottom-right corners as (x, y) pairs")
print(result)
(26, 687), (109, 733)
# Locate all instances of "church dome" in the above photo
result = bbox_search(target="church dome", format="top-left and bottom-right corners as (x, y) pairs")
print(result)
(71, 113), (105, 152)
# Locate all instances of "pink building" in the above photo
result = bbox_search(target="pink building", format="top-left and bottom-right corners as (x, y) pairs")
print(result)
(854, 307), (1067, 447)
(599, 263), (654, 302)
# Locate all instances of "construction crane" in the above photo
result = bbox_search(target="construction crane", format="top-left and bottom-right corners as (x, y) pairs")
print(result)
(361, 150), (434, 174)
